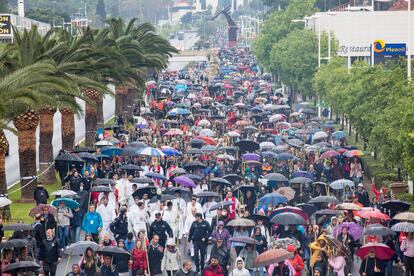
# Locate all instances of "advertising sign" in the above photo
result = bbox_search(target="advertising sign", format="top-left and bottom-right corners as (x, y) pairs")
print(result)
(0, 15), (12, 37)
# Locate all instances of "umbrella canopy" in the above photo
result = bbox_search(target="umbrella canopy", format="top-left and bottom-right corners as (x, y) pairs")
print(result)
(270, 212), (306, 225)
(269, 206), (309, 221)
(263, 173), (288, 182)
(255, 248), (293, 267)
(0, 239), (29, 249)
(3, 223), (34, 231)
(132, 187), (157, 199)
(382, 200), (411, 213)
(315, 209), (337, 216)
(276, 152), (295, 161)
(187, 148), (204, 155)
(119, 164), (143, 171)
(29, 204), (57, 217)
(197, 119), (211, 127)
(90, 186), (113, 193)
(393, 212), (414, 221)
(320, 150), (340, 159)
(3, 261), (40, 273)
(336, 203), (362, 211)
(312, 131), (328, 141)
(167, 108), (191, 116)
(51, 198), (80, 209)
(92, 179), (116, 186)
(209, 201), (234, 211)
(330, 179), (354, 190)
(275, 187), (296, 201)
(64, 241), (99, 255)
(289, 177), (313, 185)
(356, 242), (394, 260)
(101, 146), (122, 156)
(196, 191), (220, 198)
(149, 194), (176, 203)
(227, 218), (256, 227)
(51, 189), (77, 197)
(363, 224), (395, 237)
(391, 222), (414, 232)
(229, 236), (259, 245)
(94, 140), (113, 147)
(291, 171), (315, 180)
(199, 129), (215, 137)
(0, 197), (12, 208)
(131, 177), (154, 184)
(270, 238), (301, 250)
(235, 140), (260, 152)
(77, 152), (99, 162)
(183, 161), (207, 171)
(334, 222), (363, 240)
(358, 207), (390, 220)
(169, 168), (186, 175)
(54, 153), (84, 163)
(296, 203), (317, 216)
(344, 149), (365, 157)
(145, 172), (168, 181)
(138, 147), (165, 157)
(96, 246), (131, 256)
(308, 196), (340, 204)
(258, 193), (288, 206)
(173, 176), (196, 188)
(72, 146), (95, 153)
(223, 174), (243, 184)
(211, 177), (232, 186)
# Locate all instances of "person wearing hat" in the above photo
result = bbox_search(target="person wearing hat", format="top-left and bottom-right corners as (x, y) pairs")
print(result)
(162, 238), (181, 275)
(189, 212), (212, 273)
(356, 183), (370, 207)
(148, 209), (173, 247)
(211, 221), (231, 248)
(34, 184), (49, 205)
(209, 238), (231, 275)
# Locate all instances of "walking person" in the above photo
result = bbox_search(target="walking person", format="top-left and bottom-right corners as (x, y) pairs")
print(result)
(174, 260), (196, 276)
(80, 247), (98, 276)
(162, 238), (181, 276)
(56, 201), (73, 247)
(401, 232), (414, 276)
(39, 229), (62, 276)
(148, 210), (173, 247)
(81, 205), (102, 243)
(70, 206), (84, 243)
(131, 239), (148, 276)
(148, 234), (164, 276)
(188, 213), (211, 273)
(113, 239), (131, 276)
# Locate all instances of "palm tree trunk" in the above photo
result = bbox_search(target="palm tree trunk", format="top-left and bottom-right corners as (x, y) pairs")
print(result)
(14, 110), (40, 201)
(85, 103), (97, 147)
(60, 108), (75, 151)
(115, 86), (125, 117)
(0, 130), (9, 194)
(96, 95), (104, 129)
(38, 108), (57, 184)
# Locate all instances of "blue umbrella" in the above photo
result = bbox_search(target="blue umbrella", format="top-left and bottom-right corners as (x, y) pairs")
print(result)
(332, 131), (346, 140)
(175, 84), (187, 91)
(261, 151), (278, 158)
(138, 147), (165, 157)
(161, 148), (181, 156)
(258, 193), (288, 206)
(145, 172), (168, 181)
(51, 198), (80, 209)
(167, 108), (191, 116)
(291, 171), (315, 181)
(101, 146), (122, 156)
(276, 152), (294, 160)
(95, 153), (111, 161)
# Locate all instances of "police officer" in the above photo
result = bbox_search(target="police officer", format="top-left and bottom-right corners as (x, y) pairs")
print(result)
(148, 210), (173, 247)
(188, 213), (211, 273)
(39, 229), (62, 276)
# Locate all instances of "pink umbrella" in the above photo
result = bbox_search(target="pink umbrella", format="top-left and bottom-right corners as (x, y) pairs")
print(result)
(320, 150), (340, 159)
(356, 242), (394, 260)
(357, 208), (390, 221)
(223, 83), (234, 89)
(334, 222), (363, 240)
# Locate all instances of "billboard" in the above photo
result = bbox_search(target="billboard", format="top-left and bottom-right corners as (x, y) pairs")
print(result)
(0, 15), (12, 37)
(374, 40), (406, 56)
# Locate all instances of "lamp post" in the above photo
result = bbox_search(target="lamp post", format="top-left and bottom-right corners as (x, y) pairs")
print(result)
(406, 0), (412, 81)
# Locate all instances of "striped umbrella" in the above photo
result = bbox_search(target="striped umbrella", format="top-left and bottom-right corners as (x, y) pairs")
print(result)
(138, 147), (165, 157)
(391, 222), (414, 232)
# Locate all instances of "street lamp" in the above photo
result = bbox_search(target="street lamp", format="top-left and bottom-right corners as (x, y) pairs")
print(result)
(405, 0), (412, 80)
(326, 12), (339, 61)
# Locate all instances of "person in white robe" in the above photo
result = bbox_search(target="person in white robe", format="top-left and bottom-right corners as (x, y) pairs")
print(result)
(96, 197), (116, 238)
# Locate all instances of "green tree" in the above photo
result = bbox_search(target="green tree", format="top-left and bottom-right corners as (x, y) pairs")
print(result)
(181, 12), (193, 25)
(0, 0), (8, 12)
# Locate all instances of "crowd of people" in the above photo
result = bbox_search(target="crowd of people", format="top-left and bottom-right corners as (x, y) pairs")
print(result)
(0, 32), (412, 276)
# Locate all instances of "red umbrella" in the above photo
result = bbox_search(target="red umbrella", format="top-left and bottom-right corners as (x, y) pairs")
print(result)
(357, 207), (390, 221)
(223, 83), (234, 89)
(356, 242), (394, 260)
(269, 206), (309, 221)
(320, 150), (340, 159)
(196, 136), (217, 146)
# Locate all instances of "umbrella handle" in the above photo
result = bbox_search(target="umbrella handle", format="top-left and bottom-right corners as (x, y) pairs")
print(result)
(64, 255), (71, 275)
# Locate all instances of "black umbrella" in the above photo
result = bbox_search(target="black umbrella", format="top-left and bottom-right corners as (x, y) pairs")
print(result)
(132, 186), (158, 199)
(190, 138), (204, 148)
(168, 187), (192, 201)
(55, 153), (83, 163)
(72, 147), (95, 153)
(3, 224), (34, 231)
(248, 214), (270, 224)
(149, 194), (176, 203)
(235, 140), (260, 152)
(270, 212), (306, 225)
(187, 148), (203, 155)
(3, 261), (40, 273)
(92, 179), (115, 186)
(264, 173), (288, 182)
(183, 174), (204, 181)
(308, 196), (339, 204)
(121, 146), (139, 157)
(95, 153), (111, 161)
(209, 201), (233, 211)
(89, 186), (113, 193)
(0, 239), (29, 249)
(63, 241), (100, 255)
(211, 177), (232, 186)
(296, 203), (317, 216)
(197, 191), (220, 198)
(219, 146), (239, 153)
(96, 246), (131, 256)
(131, 177), (154, 184)
(129, 142), (148, 148)
(76, 152), (99, 162)
(119, 164), (143, 171)
(229, 236), (259, 245)
(314, 209), (337, 216)
(289, 177), (313, 185)
(233, 185), (256, 195)
(363, 224), (395, 236)
(183, 161), (207, 171)
(382, 200), (411, 212)
(223, 174), (243, 184)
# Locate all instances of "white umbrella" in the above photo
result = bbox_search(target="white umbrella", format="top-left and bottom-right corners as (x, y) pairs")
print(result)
(94, 140), (113, 146)
(138, 147), (165, 157)
(0, 197), (12, 208)
(264, 103), (275, 110)
(199, 129), (215, 137)
(260, 141), (276, 150)
(226, 131), (240, 137)
(269, 114), (286, 123)
(51, 190), (77, 197)
(197, 119), (211, 127)
(313, 131), (328, 141)
(217, 153), (236, 161)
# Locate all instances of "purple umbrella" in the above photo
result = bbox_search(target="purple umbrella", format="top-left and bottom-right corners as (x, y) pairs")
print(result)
(173, 176), (196, 188)
(334, 222), (363, 241)
(242, 153), (261, 161)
